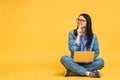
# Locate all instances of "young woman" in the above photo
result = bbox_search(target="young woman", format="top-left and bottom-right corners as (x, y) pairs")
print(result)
(60, 13), (104, 78)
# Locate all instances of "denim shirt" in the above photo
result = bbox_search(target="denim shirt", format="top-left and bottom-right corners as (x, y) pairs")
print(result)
(68, 30), (100, 59)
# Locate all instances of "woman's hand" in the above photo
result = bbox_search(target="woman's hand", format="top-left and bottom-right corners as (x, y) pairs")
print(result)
(77, 27), (82, 36)
(75, 28), (82, 44)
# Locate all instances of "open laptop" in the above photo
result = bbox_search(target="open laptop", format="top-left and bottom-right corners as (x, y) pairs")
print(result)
(73, 51), (95, 63)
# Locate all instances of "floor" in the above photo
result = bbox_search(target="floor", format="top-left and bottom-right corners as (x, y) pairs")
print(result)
(0, 52), (120, 80)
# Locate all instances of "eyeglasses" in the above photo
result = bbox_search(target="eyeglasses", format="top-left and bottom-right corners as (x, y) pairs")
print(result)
(76, 19), (86, 22)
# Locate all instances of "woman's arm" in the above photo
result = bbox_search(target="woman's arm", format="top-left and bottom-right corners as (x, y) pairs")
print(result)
(92, 35), (100, 59)
(68, 31), (81, 53)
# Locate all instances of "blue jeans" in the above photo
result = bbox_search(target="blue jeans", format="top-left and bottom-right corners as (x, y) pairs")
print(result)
(60, 55), (104, 76)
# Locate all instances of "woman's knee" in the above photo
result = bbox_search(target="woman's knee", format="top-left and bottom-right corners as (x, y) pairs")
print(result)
(97, 58), (104, 67)
(60, 55), (68, 63)
(60, 55), (72, 63)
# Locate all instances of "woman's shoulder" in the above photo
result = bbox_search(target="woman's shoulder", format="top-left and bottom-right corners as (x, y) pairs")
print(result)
(93, 34), (98, 39)
(69, 30), (74, 35)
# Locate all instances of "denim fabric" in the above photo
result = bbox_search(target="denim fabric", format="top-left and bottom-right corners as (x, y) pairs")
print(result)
(68, 30), (99, 59)
(61, 55), (104, 75)
(60, 30), (104, 75)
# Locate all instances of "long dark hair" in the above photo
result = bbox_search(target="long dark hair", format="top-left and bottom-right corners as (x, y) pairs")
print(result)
(74, 13), (93, 50)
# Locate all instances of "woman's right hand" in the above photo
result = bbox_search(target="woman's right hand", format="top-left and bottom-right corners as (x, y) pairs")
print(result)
(75, 28), (82, 44)
(77, 27), (82, 36)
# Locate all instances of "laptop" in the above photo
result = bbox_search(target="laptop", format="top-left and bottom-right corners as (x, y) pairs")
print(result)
(73, 51), (95, 63)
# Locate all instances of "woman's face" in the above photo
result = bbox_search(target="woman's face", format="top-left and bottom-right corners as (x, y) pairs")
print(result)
(76, 15), (87, 33)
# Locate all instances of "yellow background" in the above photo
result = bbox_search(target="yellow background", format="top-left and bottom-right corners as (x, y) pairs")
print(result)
(0, 0), (120, 80)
